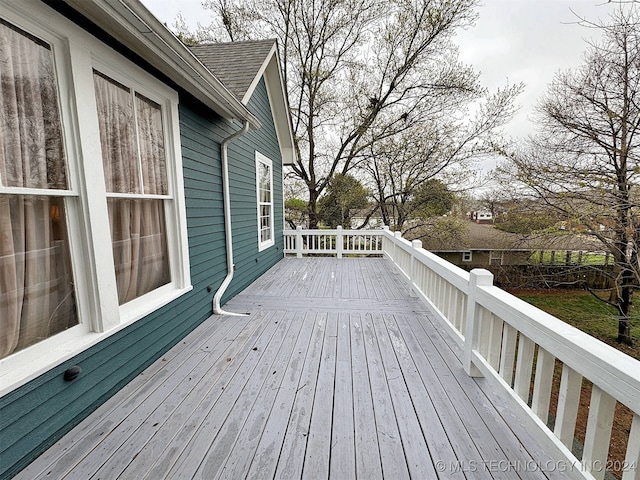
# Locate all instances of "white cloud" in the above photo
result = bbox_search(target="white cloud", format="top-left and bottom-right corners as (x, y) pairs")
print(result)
(455, 0), (617, 139)
(142, 0), (619, 142)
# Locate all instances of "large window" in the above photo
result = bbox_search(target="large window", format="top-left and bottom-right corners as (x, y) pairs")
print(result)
(0, 19), (78, 359)
(93, 71), (171, 305)
(0, 4), (190, 387)
(256, 152), (274, 251)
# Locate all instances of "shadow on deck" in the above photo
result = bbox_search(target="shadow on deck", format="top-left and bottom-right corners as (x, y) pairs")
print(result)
(18, 257), (564, 479)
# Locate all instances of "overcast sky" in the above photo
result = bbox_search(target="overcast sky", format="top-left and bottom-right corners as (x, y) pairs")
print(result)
(143, 0), (618, 145)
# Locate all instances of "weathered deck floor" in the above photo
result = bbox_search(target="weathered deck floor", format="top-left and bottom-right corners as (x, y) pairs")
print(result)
(18, 258), (563, 479)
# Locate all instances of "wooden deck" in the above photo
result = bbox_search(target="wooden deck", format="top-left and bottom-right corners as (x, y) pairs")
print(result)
(18, 258), (565, 479)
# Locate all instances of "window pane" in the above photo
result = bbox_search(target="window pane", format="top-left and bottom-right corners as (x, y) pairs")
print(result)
(0, 195), (78, 359)
(136, 93), (167, 195)
(107, 198), (170, 305)
(261, 205), (271, 227)
(259, 163), (271, 200)
(93, 70), (140, 194)
(0, 19), (67, 190)
(256, 157), (273, 247)
(260, 204), (271, 240)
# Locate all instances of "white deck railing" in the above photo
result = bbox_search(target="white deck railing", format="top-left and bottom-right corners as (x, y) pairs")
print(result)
(284, 226), (384, 257)
(283, 227), (640, 480)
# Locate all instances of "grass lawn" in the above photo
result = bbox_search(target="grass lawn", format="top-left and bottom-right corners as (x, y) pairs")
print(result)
(512, 289), (640, 360)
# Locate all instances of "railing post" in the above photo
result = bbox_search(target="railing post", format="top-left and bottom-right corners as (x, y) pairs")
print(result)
(382, 226), (390, 259)
(392, 231), (402, 274)
(337, 226), (343, 259)
(296, 225), (303, 258)
(410, 239), (422, 297)
(464, 268), (494, 377)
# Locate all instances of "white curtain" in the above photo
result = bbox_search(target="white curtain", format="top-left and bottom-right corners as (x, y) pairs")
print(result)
(93, 72), (170, 305)
(0, 20), (77, 359)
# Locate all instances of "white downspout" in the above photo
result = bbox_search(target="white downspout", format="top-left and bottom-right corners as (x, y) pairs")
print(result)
(213, 120), (251, 316)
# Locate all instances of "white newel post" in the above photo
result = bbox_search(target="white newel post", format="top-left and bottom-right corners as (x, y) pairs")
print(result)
(464, 268), (494, 377)
(382, 226), (390, 259)
(337, 226), (343, 258)
(296, 225), (303, 258)
(393, 231), (402, 274)
(410, 240), (422, 297)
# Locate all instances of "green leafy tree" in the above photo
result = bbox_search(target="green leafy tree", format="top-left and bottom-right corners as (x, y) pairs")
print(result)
(318, 174), (368, 228)
(411, 179), (455, 218)
(493, 213), (558, 235)
(409, 216), (469, 250)
(285, 198), (308, 228)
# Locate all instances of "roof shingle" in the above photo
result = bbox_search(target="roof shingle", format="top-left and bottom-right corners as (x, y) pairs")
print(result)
(189, 39), (277, 102)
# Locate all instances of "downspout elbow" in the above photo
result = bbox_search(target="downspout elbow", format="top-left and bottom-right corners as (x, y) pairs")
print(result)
(213, 120), (251, 316)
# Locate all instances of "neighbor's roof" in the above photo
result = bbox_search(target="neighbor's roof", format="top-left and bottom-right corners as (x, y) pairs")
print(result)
(189, 40), (277, 103)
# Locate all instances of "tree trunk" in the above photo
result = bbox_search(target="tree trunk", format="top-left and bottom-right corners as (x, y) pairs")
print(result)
(308, 190), (319, 229)
(618, 315), (632, 345)
(614, 227), (634, 346)
(618, 270), (634, 345)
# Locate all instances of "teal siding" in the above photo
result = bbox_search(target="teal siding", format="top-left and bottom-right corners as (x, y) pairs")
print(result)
(0, 83), (285, 478)
(224, 78), (285, 301)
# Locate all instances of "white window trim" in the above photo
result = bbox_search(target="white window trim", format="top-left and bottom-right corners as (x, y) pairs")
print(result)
(256, 152), (275, 251)
(0, 1), (191, 395)
(462, 251), (473, 262)
(89, 58), (191, 326)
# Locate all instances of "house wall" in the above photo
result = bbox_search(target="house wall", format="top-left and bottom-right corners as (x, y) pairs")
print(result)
(225, 78), (285, 301)
(0, 48), (284, 480)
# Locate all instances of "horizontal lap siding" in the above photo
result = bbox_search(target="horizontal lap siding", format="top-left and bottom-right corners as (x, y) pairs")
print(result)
(223, 78), (284, 302)
(179, 102), (229, 294)
(0, 97), (232, 479)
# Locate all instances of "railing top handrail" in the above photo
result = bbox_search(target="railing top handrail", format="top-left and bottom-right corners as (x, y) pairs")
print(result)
(412, 244), (471, 287)
(284, 228), (386, 235)
(431, 248), (609, 254)
(378, 227), (640, 413)
(476, 283), (640, 412)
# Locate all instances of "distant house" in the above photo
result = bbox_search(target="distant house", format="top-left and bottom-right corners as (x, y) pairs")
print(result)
(348, 207), (384, 230)
(0, 0), (295, 477)
(469, 210), (494, 224)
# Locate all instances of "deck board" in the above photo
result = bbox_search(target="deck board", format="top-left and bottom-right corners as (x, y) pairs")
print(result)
(349, 312), (385, 479)
(16, 257), (562, 480)
(329, 312), (356, 480)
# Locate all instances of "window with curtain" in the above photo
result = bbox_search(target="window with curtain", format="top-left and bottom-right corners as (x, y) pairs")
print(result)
(256, 153), (274, 250)
(0, 5), (191, 386)
(0, 19), (78, 359)
(93, 70), (171, 305)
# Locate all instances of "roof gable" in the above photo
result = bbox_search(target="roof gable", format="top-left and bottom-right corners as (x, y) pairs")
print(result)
(190, 40), (297, 166)
(189, 40), (276, 102)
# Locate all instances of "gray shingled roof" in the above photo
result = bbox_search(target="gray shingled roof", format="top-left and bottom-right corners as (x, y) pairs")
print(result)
(189, 40), (277, 102)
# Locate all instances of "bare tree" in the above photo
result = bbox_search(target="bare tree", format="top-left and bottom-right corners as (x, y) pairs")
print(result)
(191, 0), (518, 227)
(362, 83), (521, 231)
(507, 6), (640, 345)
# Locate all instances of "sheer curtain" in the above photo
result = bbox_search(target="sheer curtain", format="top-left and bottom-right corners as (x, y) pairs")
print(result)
(93, 72), (170, 305)
(0, 20), (77, 359)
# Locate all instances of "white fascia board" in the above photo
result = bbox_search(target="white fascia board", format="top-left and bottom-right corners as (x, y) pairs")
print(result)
(63, 0), (260, 129)
(242, 43), (297, 166)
